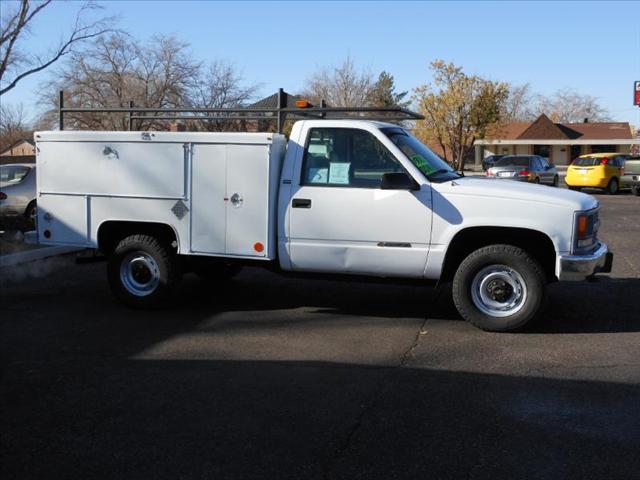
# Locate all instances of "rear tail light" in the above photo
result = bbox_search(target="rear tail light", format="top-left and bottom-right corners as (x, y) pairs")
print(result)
(518, 169), (530, 176)
(0, 192), (6, 200)
(600, 158), (609, 165)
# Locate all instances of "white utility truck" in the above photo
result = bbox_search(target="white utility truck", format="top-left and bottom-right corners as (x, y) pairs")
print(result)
(34, 120), (612, 331)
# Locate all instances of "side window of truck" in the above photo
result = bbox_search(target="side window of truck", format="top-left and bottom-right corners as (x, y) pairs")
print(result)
(301, 128), (403, 188)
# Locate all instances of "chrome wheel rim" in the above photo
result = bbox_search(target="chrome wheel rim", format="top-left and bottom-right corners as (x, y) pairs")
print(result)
(470, 265), (527, 317)
(120, 252), (160, 297)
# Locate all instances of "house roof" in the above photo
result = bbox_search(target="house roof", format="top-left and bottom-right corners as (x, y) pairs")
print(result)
(0, 139), (35, 157)
(248, 90), (305, 109)
(484, 115), (633, 141)
(518, 114), (569, 140)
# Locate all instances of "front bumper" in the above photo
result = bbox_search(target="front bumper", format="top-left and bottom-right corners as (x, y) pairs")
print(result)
(558, 242), (613, 281)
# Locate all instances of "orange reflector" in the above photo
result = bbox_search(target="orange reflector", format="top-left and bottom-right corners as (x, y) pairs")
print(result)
(577, 215), (588, 239)
(254, 242), (264, 253)
(295, 99), (310, 108)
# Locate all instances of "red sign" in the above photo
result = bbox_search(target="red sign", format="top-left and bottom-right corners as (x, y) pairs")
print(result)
(635, 81), (640, 106)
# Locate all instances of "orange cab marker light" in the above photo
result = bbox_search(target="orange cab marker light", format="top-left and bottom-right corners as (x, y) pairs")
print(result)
(254, 242), (264, 253)
(577, 216), (588, 239)
(295, 100), (310, 108)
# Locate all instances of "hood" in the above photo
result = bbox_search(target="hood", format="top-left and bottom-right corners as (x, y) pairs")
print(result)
(436, 177), (598, 211)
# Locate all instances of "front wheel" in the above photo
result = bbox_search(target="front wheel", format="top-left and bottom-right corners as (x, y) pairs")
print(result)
(107, 234), (182, 308)
(452, 245), (546, 332)
(632, 185), (640, 196)
(552, 175), (559, 187)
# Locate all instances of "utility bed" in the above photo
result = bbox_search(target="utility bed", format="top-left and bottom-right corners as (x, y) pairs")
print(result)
(35, 131), (287, 259)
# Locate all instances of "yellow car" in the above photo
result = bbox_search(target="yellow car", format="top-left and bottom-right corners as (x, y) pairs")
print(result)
(565, 152), (626, 194)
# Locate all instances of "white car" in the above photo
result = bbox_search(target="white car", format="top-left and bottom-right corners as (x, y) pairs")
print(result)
(32, 121), (612, 332)
(0, 163), (37, 228)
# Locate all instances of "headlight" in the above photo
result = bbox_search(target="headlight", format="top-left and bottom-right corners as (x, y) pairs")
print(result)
(573, 208), (599, 253)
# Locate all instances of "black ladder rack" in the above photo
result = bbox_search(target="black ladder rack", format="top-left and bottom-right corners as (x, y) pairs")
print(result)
(57, 88), (424, 133)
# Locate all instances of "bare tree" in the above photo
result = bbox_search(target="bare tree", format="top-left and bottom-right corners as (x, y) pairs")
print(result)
(533, 88), (611, 123)
(0, 102), (32, 150)
(189, 60), (259, 131)
(303, 57), (374, 107)
(40, 33), (199, 130)
(0, 0), (116, 96)
(502, 83), (536, 122)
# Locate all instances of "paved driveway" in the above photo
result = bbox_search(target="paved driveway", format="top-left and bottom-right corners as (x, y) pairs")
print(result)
(1, 193), (639, 480)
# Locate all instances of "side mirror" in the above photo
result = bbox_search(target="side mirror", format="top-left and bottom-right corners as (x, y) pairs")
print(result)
(380, 172), (420, 190)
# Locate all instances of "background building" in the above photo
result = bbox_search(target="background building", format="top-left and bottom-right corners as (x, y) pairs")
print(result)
(0, 139), (36, 164)
(475, 114), (636, 166)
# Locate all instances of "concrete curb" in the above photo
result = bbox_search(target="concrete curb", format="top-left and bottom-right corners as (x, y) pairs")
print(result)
(0, 246), (82, 268)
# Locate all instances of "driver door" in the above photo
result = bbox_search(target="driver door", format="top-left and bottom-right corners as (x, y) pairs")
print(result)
(288, 127), (432, 278)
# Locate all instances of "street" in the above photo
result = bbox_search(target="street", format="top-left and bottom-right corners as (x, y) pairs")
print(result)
(1, 191), (639, 480)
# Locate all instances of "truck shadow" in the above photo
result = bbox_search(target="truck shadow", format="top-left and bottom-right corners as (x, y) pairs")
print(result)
(184, 268), (640, 334)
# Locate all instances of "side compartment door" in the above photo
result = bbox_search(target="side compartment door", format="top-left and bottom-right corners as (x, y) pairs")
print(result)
(190, 144), (227, 254)
(225, 144), (270, 257)
(288, 127), (432, 278)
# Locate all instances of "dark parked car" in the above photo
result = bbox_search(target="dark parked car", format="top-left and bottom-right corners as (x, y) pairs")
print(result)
(482, 154), (504, 171)
(621, 155), (640, 196)
(487, 155), (559, 186)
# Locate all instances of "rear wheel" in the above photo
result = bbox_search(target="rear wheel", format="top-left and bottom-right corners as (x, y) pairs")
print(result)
(534, 177), (540, 184)
(606, 178), (619, 195)
(107, 234), (182, 308)
(552, 175), (559, 187)
(632, 185), (640, 196)
(452, 244), (546, 332)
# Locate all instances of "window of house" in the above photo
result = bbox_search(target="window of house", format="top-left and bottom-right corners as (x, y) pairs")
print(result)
(533, 145), (550, 159)
(301, 128), (404, 188)
(590, 145), (616, 154)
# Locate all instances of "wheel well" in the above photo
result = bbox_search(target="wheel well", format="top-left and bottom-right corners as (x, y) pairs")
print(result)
(24, 199), (36, 214)
(97, 221), (178, 255)
(440, 227), (557, 283)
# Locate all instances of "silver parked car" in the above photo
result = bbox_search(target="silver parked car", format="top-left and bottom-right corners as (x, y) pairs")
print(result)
(487, 155), (559, 186)
(620, 155), (640, 196)
(0, 164), (37, 228)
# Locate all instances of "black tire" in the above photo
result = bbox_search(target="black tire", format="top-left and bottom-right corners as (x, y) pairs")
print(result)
(632, 185), (640, 196)
(552, 175), (559, 187)
(452, 244), (546, 332)
(107, 234), (182, 308)
(534, 177), (540, 184)
(606, 178), (619, 195)
(568, 186), (581, 191)
(24, 200), (37, 229)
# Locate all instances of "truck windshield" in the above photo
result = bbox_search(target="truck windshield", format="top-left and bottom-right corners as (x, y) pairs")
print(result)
(381, 128), (460, 181)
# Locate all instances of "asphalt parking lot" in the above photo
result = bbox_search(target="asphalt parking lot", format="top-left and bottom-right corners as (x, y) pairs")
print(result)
(1, 190), (639, 480)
